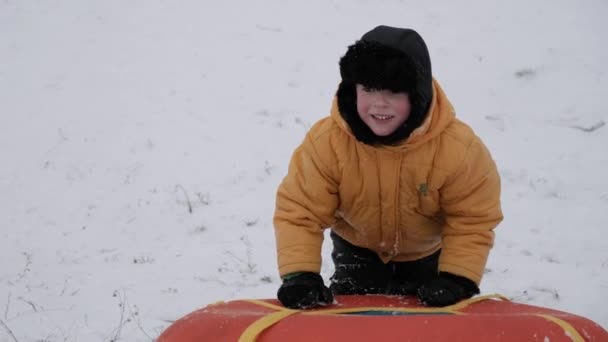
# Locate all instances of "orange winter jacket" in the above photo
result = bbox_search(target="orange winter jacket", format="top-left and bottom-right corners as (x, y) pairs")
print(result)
(274, 79), (503, 285)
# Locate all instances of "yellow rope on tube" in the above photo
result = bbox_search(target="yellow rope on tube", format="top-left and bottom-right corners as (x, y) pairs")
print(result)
(238, 294), (509, 342)
(238, 294), (585, 342)
(237, 308), (299, 342)
(536, 314), (585, 342)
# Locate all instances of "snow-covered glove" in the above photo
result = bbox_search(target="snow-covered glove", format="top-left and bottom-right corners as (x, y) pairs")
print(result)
(417, 272), (479, 306)
(277, 272), (334, 309)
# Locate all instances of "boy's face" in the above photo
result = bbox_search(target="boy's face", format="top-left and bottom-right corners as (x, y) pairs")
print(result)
(355, 84), (411, 137)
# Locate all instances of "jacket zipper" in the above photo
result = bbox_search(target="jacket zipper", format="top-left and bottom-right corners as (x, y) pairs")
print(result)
(394, 153), (404, 256)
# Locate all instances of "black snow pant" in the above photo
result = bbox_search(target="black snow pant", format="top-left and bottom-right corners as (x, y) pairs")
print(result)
(329, 231), (440, 295)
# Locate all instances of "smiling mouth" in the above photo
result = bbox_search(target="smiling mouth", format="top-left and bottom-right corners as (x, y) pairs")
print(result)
(371, 114), (394, 121)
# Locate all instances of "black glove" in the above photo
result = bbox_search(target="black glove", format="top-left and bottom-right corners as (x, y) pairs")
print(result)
(277, 272), (334, 309)
(417, 272), (480, 307)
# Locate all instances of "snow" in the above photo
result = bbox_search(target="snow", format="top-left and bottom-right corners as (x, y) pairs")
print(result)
(1, 0), (606, 340)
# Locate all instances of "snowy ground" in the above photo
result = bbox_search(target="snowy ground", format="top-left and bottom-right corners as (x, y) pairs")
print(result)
(1, 1), (607, 341)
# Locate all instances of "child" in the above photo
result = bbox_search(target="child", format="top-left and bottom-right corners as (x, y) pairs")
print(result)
(274, 25), (503, 309)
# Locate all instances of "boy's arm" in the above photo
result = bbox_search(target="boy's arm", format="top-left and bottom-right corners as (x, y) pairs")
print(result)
(274, 132), (340, 278)
(438, 137), (503, 285)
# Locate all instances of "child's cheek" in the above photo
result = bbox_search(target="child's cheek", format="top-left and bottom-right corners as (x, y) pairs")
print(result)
(356, 97), (368, 115)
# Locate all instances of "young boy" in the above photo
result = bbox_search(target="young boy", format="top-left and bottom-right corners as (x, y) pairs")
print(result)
(274, 25), (503, 309)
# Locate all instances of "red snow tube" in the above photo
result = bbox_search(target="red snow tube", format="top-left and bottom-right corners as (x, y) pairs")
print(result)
(158, 294), (608, 341)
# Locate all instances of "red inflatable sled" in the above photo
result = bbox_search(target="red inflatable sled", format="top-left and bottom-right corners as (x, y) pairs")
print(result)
(158, 294), (607, 341)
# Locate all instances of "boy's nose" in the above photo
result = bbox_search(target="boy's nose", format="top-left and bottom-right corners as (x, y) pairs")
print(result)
(371, 93), (389, 106)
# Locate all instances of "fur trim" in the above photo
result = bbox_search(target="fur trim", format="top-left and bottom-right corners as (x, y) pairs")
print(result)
(339, 41), (419, 94)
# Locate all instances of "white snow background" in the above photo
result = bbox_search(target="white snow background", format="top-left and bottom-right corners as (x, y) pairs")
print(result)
(1, 0), (607, 341)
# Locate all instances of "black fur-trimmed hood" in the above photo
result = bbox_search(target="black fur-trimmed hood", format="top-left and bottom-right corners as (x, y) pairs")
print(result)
(337, 26), (433, 145)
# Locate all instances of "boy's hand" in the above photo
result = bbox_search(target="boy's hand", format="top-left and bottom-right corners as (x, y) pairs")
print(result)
(417, 272), (479, 306)
(277, 272), (334, 309)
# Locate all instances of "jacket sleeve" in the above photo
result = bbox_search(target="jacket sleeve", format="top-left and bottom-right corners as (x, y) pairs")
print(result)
(274, 132), (340, 277)
(438, 137), (503, 285)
